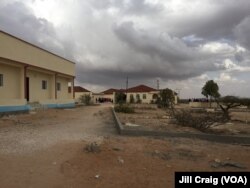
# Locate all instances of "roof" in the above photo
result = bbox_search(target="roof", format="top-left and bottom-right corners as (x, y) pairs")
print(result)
(0, 30), (75, 64)
(74, 86), (90, 92)
(101, 88), (125, 95)
(126, 85), (157, 93)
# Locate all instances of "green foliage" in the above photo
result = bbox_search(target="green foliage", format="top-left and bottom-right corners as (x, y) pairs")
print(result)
(174, 110), (225, 132)
(79, 94), (91, 105)
(114, 104), (135, 113)
(115, 92), (126, 104)
(129, 94), (135, 103)
(136, 94), (141, 104)
(216, 96), (250, 119)
(158, 88), (175, 108)
(202, 80), (221, 99)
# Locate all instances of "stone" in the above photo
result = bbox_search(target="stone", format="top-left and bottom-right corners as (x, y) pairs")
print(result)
(85, 142), (101, 153)
(118, 156), (124, 164)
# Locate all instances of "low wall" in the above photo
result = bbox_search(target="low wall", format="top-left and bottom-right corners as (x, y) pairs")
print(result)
(112, 108), (250, 144)
(189, 102), (218, 108)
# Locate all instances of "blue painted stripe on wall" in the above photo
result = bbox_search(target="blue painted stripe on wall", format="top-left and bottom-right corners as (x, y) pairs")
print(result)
(0, 105), (31, 113)
(0, 103), (75, 113)
(45, 103), (75, 109)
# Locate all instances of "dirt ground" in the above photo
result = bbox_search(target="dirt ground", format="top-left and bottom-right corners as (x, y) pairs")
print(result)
(117, 105), (250, 135)
(0, 104), (250, 188)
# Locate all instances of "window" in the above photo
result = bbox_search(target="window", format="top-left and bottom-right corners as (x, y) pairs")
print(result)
(0, 74), (3, 87)
(57, 82), (61, 91)
(143, 94), (146, 99)
(42, 80), (47, 90)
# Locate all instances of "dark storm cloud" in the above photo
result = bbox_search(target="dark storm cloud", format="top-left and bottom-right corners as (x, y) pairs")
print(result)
(0, 1), (75, 61)
(113, 21), (198, 63)
(165, 0), (250, 40)
(234, 16), (250, 50)
(1, 0), (250, 96)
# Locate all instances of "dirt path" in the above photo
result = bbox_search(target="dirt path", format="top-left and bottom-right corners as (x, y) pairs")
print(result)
(0, 104), (116, 188)
(0, 105), (250, 188)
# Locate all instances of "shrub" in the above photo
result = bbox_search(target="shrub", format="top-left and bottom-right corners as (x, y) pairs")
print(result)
(79, 94), (91, 105)
(130, 94), (135, 104)
(114, 104), (135, 113)
(115, 92), (126, 104)
(174, 110), (225, 132)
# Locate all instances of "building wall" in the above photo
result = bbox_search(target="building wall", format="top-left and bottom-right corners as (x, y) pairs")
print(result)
(75, 91), (92, 103)
(57, 76), (71, 100)
(126, 92), (158, 104)
(0, 31), (76, 113)
(27, 69), (53, 102)
(0, 31), (75, 76)
(0, 63), (21, 100)
(189, 102), (218, 108)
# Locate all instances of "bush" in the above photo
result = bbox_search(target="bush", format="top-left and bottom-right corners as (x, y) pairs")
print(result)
(114, 104), (135, 113)
(79, 94), (91, 105)
(174, 110), (225, 131)
(115, 92), (126, 104)
(130, 94), (135, 104)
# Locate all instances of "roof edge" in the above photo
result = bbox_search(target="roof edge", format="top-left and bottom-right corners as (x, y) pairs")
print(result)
(0, 30), (75, 64)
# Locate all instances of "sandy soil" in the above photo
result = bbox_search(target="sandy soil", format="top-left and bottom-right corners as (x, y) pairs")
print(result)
(0, 104), (250, 188)
(117, 105), (250, 135)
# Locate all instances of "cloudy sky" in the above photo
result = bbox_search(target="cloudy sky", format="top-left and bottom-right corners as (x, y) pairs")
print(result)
(1, 0), (250, 98)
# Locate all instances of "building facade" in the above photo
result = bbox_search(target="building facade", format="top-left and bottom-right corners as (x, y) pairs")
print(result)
(74, 86), (93, 103)
(0, 31), (75, 113)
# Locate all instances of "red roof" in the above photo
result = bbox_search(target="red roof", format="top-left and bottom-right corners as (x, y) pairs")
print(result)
(102, 88), (125, 95)
(74, 86), (90, 92)
(126, 85), (157, 93)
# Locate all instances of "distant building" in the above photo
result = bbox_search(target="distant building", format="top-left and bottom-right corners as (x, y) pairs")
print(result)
(92, 84), (178, 104)
(73, 86), (93, 103)
(0, 30), (75, 114)
(93, 88), (124, 103)
(126, 85), (159, 104)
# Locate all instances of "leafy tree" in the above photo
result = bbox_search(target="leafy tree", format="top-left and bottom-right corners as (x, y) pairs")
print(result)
(136, 94), (141, 103)
(202, 80), (220, 107)
(115, 92), (126, 104)
(80, 94), (91, 105)
(216, 96), (250, 120)
(129, 94), (135, 103)
(159, 88), (175, 109)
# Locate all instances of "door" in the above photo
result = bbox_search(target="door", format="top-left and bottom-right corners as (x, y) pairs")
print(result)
(26, 77), (29, 102)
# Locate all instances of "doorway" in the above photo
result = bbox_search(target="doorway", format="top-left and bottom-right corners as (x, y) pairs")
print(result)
(25, 77), (30, 102)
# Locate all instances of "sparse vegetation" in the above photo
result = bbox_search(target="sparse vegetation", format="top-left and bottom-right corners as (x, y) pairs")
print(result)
(114, 104), (135, 113)
(79, 94), (91, 105)
(136, 94), (142, 104)
(174, 109), (225, 132)
(216, 96), (250, 120)
(129, 94), (135, 104)
(115, 92), (126, 104)
(157, 88), (175, 111)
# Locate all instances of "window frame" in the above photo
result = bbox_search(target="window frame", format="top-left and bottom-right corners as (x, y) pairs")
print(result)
(0, 74), (3, 87)
(42, 80), (47, 90)
(57, 82), (61, 91)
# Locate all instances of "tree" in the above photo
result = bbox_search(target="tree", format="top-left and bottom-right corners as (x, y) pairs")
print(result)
(159, 88), (175, 109)
(202, 80), (220, 107)
(216, 96), (250, 120)
(129, 94), (135, 103)
(136, 94), (141, 103)
(115, 92), (126, 104)
(80, 94), (91, 105)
